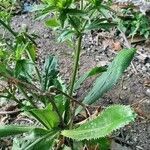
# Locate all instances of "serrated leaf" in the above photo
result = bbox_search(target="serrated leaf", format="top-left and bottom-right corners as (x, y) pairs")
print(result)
(0, 125), (34, 138)
(82, 48), (136, 106)
(62, 105), (136, 141)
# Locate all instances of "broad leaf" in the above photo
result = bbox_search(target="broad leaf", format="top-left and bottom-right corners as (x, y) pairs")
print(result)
(29, 104), (60, 129)
(0, 125), (34, 138)
(82, 48), (136, 106)
(74, 66), (107, 90)
(62, 105), (136, 141)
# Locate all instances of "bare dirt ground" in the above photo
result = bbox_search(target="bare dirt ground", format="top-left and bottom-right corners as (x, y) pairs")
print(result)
(0, 12), (150, 150)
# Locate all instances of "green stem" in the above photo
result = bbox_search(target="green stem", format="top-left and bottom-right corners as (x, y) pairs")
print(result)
(67, 35), (82, 129)
(80, 0), (84, 10)
(69, 35), (82, 96)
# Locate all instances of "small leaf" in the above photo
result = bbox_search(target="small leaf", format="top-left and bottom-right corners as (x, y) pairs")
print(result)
(62, 105), (136, 141)
(57, 29), (75, 42)
(74, 66), (107, 90)
(0, 125), (34, 138)
(29, 104), (60, 129)
(45, 18), (60, 28)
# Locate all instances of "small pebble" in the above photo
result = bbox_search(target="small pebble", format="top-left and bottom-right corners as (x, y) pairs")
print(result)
(145, 88), (150, 97)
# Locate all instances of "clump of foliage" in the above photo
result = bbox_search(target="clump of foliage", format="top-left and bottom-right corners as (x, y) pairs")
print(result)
(0, 0), (136, 149)
(118, 8), (150, 39)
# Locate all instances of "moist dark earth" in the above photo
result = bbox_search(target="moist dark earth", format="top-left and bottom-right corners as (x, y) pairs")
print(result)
(0, 11), (150, 150)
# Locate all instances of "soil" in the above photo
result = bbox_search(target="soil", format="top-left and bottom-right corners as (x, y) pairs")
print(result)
(0, 10), (150, 150)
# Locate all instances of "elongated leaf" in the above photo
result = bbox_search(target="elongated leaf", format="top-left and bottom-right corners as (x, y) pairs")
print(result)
(27, 44), (36, 62)
(42, 56), (58, 91)
(68, 16), (81, 32)
(86, 21), (116, 31)
(29, 104), (59, 129)
(0, 125), (34, 138)
(59, 11), (67, 28)
(82, 48), (136, 106)
(74, 66), (107, 90)
(62, 105), (136, 141)
(66, 9), (85, 16)
(57, 29), (75, 42)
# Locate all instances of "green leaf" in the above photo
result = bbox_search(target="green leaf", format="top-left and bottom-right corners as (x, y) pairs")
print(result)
(29, 104), (60, 129)
(0, 63), (7, 74)
(54, 94), (66, 115)
(15, 59), (35, 81)
(86, 138), (111, 150)
(68, 16), (81, 32)
(62, 105), (136, 141)
(59, 11), (67, 28)
(57, 29), (75, 42)
(45, 18), (60, 28)
(42, 56), (58, 91)
(86, 20), (116, 31)
(66, 9), (85, 16)
(15, 43), (28, 60)
(82, 48), (136, 106)
(74, 66), (107, 90)
(0, 125), (34, 138)
(26, 44), (36, 62)
(12, 129), (57, 150)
